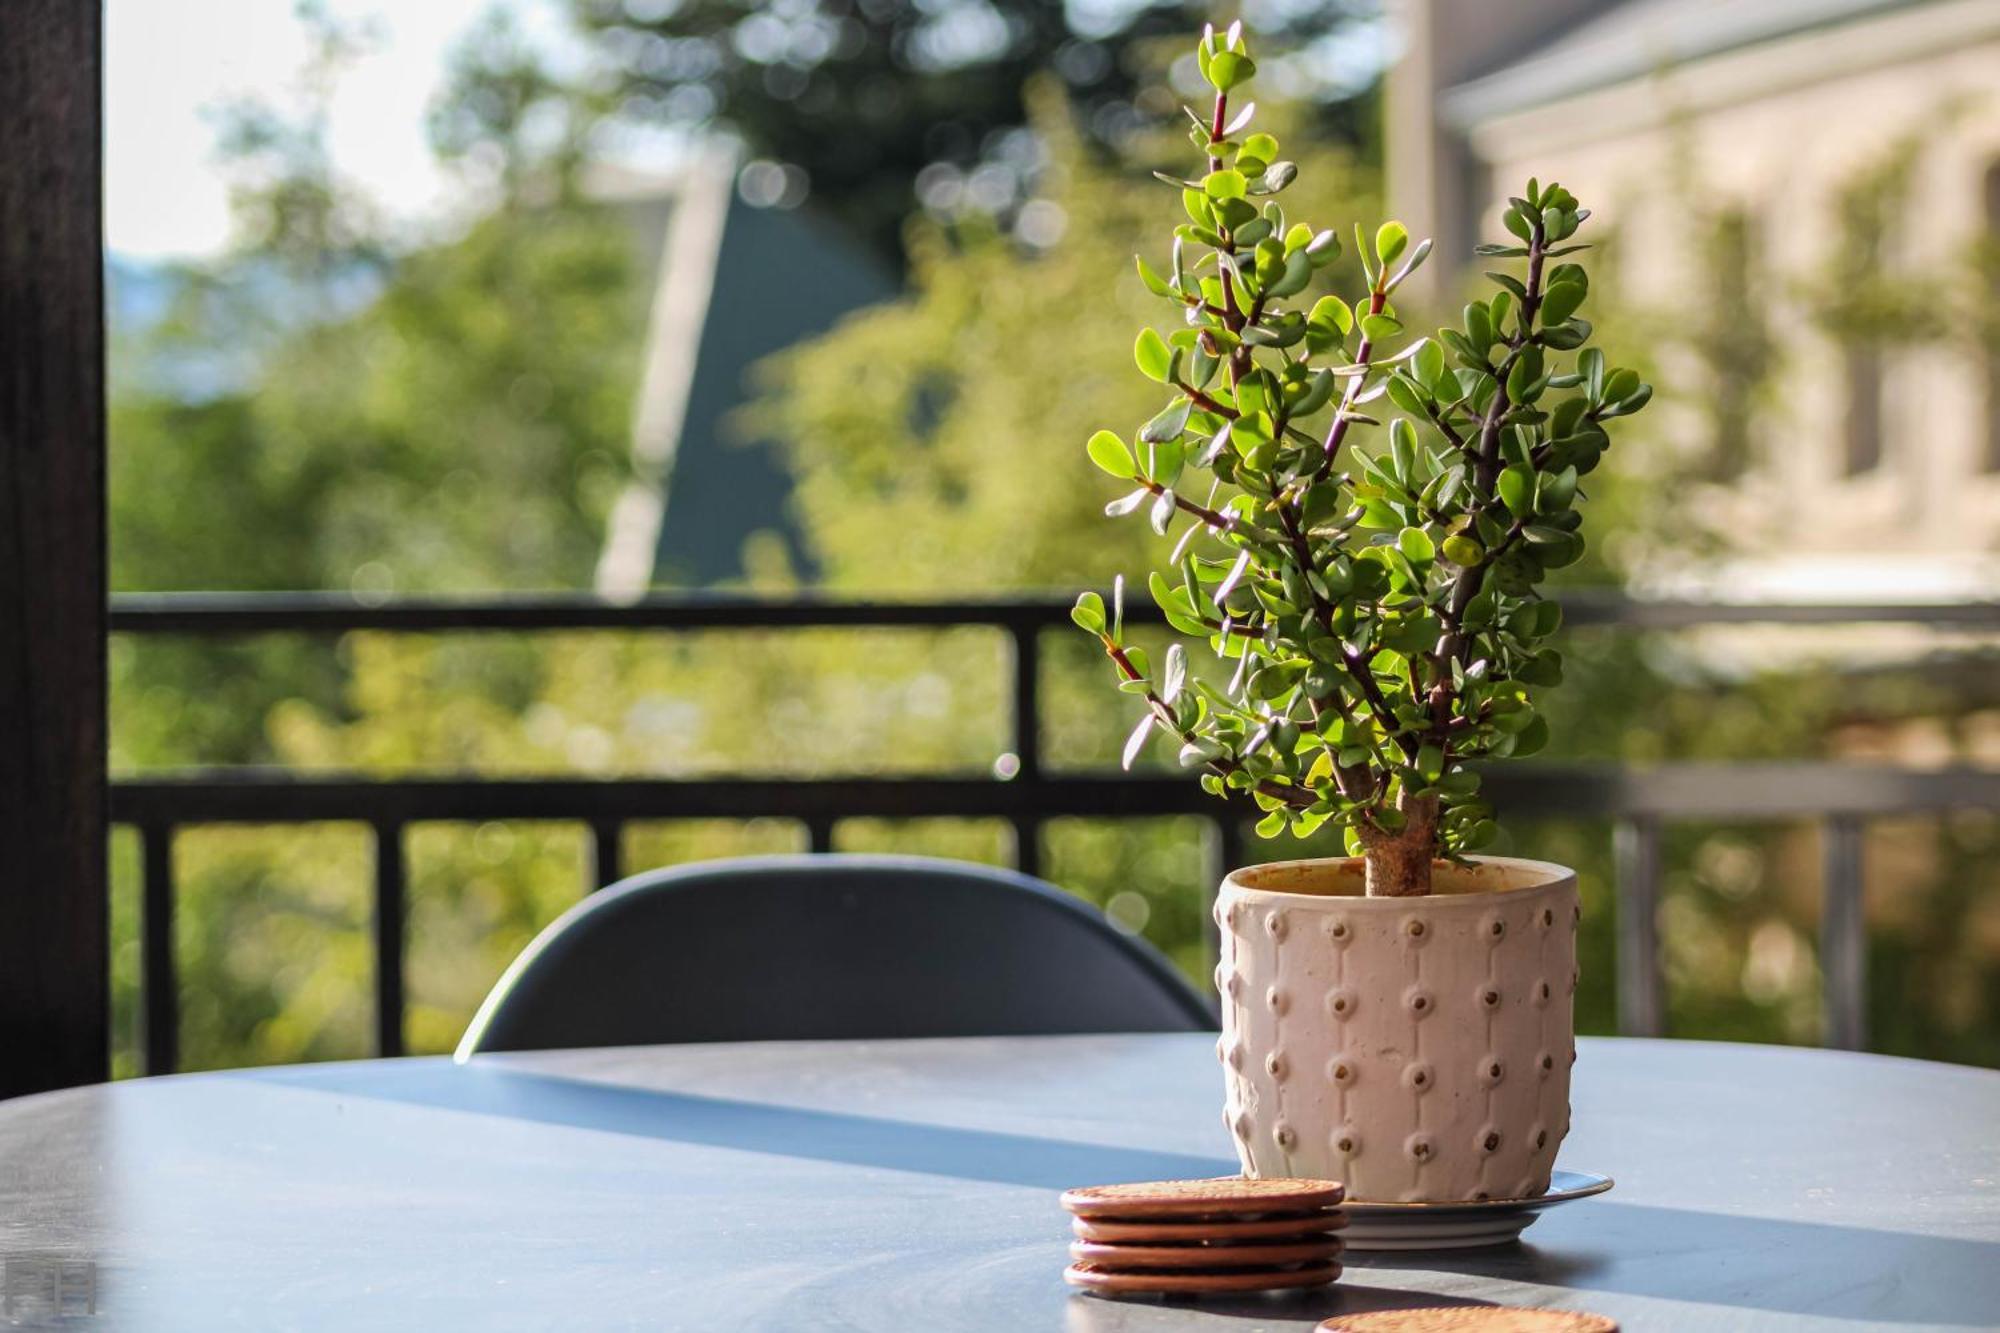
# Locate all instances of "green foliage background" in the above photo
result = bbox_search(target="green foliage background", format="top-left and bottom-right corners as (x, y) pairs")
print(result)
(106, 36), (2000, 1076)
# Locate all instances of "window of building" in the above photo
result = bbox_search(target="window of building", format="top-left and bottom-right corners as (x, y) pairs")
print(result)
(1703, 208), (1771, 481)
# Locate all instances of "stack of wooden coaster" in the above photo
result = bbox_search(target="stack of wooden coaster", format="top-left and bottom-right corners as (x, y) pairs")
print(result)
(1060, 1177), (1346, 1296)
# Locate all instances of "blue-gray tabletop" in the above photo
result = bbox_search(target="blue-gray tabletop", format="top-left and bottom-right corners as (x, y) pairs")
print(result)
(0, 1034), (1995, 1331)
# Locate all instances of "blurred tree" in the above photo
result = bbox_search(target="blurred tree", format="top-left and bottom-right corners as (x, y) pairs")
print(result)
(753, 82), (1380, 588)
(209, 1), (388, 289)
(435, 0), (1384, 261)
(113, 4), (640, 606)
(429, 5), (605, 206)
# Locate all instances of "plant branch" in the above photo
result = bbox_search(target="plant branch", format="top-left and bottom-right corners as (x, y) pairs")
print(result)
(1102, 636), (1316, 809)
(1424, 220), (1550, 738)
(1134, 477), (1236, 532)
(1311, 288), (1389, 484)
(1175, 381), (1238, 419)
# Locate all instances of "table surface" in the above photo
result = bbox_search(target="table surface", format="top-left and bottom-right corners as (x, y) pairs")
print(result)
(1, 1035), (1996, 1332)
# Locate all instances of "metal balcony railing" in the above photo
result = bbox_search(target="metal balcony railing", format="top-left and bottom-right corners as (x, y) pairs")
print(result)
(109, 591), (2000, 1073)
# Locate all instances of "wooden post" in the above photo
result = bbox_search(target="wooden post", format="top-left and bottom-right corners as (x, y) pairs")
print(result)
(0, 0), (108, 1097)
(1820, 816), (1868, 1051)
(1613, 816), (1664, 1038)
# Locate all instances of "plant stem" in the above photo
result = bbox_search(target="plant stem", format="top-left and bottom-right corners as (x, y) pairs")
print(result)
(1133, 477), (1236, 532)
(1312, 288), (1388, 484)
(1422, 221), (1549, 741)
(1359, 792), (1439, 897)
(1360, 224), (1551, 896)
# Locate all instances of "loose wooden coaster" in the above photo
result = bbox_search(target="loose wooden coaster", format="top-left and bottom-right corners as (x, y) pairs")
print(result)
(1073, 1211), (1348, 1243)
(1070, 1237), (1343, 1270)
(1062, 1177), (1345, 1220)
(1066, 1261), (1341, 1295)
(1317, 1309), (1617, 1332)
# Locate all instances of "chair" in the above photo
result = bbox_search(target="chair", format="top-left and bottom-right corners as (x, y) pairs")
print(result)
(455, 853), (1216, 1056)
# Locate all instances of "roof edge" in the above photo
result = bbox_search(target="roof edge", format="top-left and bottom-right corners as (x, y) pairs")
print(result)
(1440, 0), (1938, 127)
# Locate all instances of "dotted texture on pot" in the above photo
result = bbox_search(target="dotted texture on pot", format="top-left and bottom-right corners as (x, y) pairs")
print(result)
(1215, 859), (1578, 1203)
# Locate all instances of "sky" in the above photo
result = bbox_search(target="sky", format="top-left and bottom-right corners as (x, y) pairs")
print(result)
(105, 0), (563, 260)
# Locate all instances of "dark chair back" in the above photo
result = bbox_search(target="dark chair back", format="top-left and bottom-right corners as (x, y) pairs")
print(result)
(456, 854), (1215, 1056)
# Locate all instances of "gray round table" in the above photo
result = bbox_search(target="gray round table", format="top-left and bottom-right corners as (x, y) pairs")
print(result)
(0, 1035), (1995, 1330)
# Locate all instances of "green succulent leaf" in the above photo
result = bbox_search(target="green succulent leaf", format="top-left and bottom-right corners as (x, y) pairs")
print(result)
(1202, 169), (1247, 201)
(1135, 255), (1177, 299)
(1374, 220), (1408, 266)
(1140, 398), (1193, 444)
(1441, 533), (1484, 566)
(1205, 51), (1255, 90)
(1497, 463), (1534, 518)
(1360, 312), (1402, 342)
(1087, 430), (1135, 478)
(1258, 161), (1297, 193)
(1308, 294), (1352, 336)
(1539, 280), (1586, 326)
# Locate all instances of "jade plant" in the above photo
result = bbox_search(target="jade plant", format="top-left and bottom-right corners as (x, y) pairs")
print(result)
(1072, 24), (1651, 897)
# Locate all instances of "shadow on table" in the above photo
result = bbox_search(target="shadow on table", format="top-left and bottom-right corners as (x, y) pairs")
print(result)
(1064, 1283), (1493, 1330)
(241, 1061), (2000, 1326)
(240, 1060), (1236, 1190)
(1348, 1207), (2000, 1326)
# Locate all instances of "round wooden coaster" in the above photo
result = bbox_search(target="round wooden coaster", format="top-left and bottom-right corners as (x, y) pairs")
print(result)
(1066, 1261), (1341, 1295)
(1062, 1177), (1345, 1220)
(1073, 1211), (1348, 1243)
(1317, 1309), (1617, 1332)
(1070, 1237), (1343, 1270)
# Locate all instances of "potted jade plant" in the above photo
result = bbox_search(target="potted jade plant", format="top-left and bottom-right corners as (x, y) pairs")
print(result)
(1071, 24), (1650, 1203)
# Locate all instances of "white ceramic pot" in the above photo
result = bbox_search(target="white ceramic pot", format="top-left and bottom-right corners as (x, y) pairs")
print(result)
(1214, 855), (1578, 1203)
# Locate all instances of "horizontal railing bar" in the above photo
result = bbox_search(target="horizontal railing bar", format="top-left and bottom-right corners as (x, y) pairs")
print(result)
(1553, 598), (2000, 630)
(1488, 763), (2000, 819)
(107, 763), (2000, 826)
(108, 592), (1079, 634)
(106, 773), (1224, 823)
(105, 590), (2000, 635)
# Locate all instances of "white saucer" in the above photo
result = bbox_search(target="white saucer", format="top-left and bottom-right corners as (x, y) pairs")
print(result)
(1341, 1169), (1613, 1250)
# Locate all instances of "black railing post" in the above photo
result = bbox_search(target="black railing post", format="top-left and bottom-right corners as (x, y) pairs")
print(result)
(589, 819), (623, 890)
(372, 821), (406, 1058)
(140, 824), (178, 1076)
(1007, 622), (1041, 780)
(1205, 816), (1245, 977)
(1011, 819), (1042, 880)
(1613, 816), (1665, 1038)
(1821, 815), (1867, 1051)
(1007, 622), (1043, 879)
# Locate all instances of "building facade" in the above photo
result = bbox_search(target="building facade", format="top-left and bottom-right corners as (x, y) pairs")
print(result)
(1390, 0), (2000, 598)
